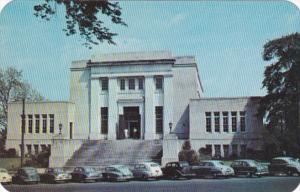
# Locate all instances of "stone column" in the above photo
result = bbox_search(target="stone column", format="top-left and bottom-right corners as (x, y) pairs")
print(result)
(144, 76), (155, 140)
(163, 75), (173, 136)
(108, 77), (118, 140)
(89, 78), (101, 140)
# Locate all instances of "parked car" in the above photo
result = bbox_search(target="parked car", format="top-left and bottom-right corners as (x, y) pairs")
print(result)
(102, 165), (134, 182)
(269, 157), (300, 176)
(71, 167), (102, 182)
(192, 160), (234, 178)
(0, 168), (12, 184)
(131, 162), (163, 180)
(161, 161), (195, 179)
(40, 167), (72, 183)
(12, 167), (40, 184)
(231, 160), (268, 177)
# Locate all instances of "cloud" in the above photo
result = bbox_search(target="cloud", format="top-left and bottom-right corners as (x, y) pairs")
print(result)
(168, 13), (187, 27)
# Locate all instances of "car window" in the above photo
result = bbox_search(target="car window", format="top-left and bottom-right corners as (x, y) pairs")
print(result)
(180, 162), (189, 167)
(232, 161), (241, 166)
(242, 162), (249, 167)
(198, 162), (206, 166)
(272, 159), (286, 164)
(166, 163), (172, 167)
(205, 162), (214, 167)
(171, 163), (178, 167)
(0, 169), (7, 173)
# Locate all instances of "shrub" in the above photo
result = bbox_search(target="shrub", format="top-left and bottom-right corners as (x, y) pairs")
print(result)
(178, 140), (199, 165)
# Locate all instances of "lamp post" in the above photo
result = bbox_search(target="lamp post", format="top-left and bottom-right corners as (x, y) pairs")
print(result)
(169, 122), (173, 134)
(20, 98), (25, 168)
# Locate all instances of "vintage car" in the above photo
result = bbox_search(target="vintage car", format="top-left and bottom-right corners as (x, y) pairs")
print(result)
(40, 167), (72, 183)
(192, 160), (234, 178)
(161, 161), (195, 179)
(231, 159), (268, 177)
(131, 162), (163, 180)
(269, 157), (300, 176)
(71, 167), (102, 182)
(12, 167), (40, 184)
(102, 165), (134, 182)
(0, 168), (12, 184)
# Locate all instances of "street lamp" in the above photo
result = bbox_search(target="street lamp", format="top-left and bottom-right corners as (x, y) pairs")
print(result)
(169, 122), (173, 133)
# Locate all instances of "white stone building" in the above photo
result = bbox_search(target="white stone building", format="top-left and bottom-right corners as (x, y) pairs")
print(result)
(6, 51), (264, 166)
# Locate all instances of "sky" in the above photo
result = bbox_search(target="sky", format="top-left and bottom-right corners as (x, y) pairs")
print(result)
(0, 0), (300, 101)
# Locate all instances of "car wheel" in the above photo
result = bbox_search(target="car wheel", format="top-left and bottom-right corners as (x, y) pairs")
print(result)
(246, 172), (252, 178)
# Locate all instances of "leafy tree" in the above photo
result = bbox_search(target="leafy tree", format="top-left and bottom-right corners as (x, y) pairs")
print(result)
(259, 33), (300, 156)
(178, 140), (198, 165)
(0, 67), (44, 152)
(33, 0), (127, 49)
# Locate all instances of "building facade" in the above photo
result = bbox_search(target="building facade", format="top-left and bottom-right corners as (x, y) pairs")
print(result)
(6, 51), (264, 166)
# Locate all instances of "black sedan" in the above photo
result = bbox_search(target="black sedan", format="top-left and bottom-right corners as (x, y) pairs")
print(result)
(192, 161), (234, 178)
(269, 157), (300, 176)
(231, 159), (268, 177)
(71, 167), (102, 182)
(161, 161), (195, 179)
(40, 168), (71, 183)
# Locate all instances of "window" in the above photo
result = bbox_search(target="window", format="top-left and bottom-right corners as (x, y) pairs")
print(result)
(34, 144), (39, 155)
(138, 78), (143, 90)
(232, 144), (238, 156)
(129, 78), (135, 90)
(205, 112), (212, 132)
(223, 112), (228, 132)
(41, 144), (47, 152)
(120, 79), (125, 90)
(223, 145), (229, 158)
(28, 115), (33, 133)
(101, 107), (108, 134)
(70, 122), (73, 139)
(49, 114), (54, 133)
(155, 106), (163, 133)
(101, 78), (108, 91)
(240, 111), (246, 132)
(240, 144), (247, 157)
(155, 76), (163, 90)
(205, 144), (212, 156)
(35, 115), (40, 133)
(42, 114), (47, 133)
(214, 145), (221, 156)
(26, 145), (32, 155)
(231, 112), (237, 132)
(214, 112), (220, 132)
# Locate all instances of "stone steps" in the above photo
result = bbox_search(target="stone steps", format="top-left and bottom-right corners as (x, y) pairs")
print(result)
(65, 140), (163, 168)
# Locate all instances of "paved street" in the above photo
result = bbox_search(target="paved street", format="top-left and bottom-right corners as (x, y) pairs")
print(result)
(4, 176), (300, 192)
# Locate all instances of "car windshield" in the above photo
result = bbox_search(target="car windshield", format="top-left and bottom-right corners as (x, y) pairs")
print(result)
(247, 160), (258, 166)
(85, 167), (95, 173)
(24, 168), (37, 174)
(213, 161), (224, 166)
(106, 167), (119, 172)
(150, 163), (159, 167)
(180, 162), (189, 167)
(0, 169), (7, 173)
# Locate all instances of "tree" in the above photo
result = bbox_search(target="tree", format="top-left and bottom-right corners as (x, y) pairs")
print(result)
(259, 33), (300, 156)
(0, 67), (44, 151)
(178, 140), (198, 165)
(33, 0), (127, 49)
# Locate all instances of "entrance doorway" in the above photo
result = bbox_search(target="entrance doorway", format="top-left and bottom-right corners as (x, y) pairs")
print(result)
(119, 107), (141, 139)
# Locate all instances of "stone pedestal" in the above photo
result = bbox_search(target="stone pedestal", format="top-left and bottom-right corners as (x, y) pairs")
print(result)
(161, 133), (180, 166)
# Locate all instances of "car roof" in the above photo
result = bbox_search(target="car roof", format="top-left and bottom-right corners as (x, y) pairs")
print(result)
(234, 159), (256, 162)
(107, 165), (126, 168)
(136, 162), (159, 165)
(273, 157), (294, 160)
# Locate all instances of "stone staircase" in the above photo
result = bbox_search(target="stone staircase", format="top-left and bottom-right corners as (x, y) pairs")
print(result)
(64, 140), (163, 168)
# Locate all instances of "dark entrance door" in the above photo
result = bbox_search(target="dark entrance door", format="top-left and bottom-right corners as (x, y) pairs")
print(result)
(122, 107), (140, 139)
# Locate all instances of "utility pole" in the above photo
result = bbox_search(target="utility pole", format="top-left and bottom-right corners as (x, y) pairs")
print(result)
(20, 98), (25, 168)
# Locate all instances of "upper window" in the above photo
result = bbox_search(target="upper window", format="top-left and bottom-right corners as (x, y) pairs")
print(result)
(205, 112), (212, 132)
(138, 78), (143, 90)
(129, 78), (135, 90)
(240, 111), (246, 132)
(35, 114), (40, 133)
(155, 76), (163, 90)
(120, 79), (125, 90)
(101, 78), (108, 91)
(214, 112), (220, 132)
(231, 112), (237, 132)
(42, 114), (47, 133)
(223, 112), (228, 132)
(155, 106), (163, 133)
(49, 114), (54, 133)
(28, 115), (33, 133)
